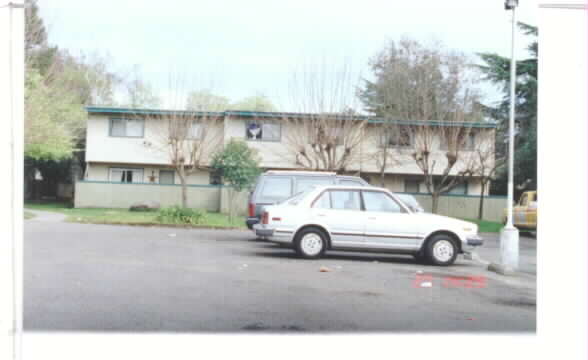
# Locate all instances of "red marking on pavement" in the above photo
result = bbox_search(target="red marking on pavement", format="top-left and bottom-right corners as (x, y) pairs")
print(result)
(413, 274), (433, 288)
(442, 276), (487, 288)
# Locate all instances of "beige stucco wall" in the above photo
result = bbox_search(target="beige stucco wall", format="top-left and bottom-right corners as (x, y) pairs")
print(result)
(222, 116), (495, 179)
(85, 113), (494, 196)
(85, 114), (224, 166)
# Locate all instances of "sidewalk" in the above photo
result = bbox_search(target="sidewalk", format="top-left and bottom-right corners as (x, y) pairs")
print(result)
(468, 232), (536, 289)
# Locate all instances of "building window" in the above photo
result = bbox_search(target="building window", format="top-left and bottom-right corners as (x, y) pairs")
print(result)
(109, 118), (145, 137)
(109, 168), (144, 183)
(209, 169), (222, 185)
(447, 181), (468, 195)
(189, 121), (201, 139)
(159, 170), (175, 185)
(440, 131), (475, 151)
(246, 120), (281, 142)
(310, 125), (344, 145)
(404, 179), (420, 193)
(381, 127), (412, 148)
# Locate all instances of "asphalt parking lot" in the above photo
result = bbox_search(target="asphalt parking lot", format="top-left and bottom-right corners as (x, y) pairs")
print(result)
(24, 214), (536, 332)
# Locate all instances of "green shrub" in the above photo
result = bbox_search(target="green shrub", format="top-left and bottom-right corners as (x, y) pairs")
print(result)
(157, 206), (207, 225)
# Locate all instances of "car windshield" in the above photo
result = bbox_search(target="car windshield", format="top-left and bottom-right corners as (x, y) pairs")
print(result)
(396, 194), (422, 212)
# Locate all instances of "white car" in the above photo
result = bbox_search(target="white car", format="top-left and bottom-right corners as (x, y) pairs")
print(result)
(253, 185), (483, 266)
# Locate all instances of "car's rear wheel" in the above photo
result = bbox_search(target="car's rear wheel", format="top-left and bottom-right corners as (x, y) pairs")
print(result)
(294, 227), (327, 259)
(426, 234), (458, 266)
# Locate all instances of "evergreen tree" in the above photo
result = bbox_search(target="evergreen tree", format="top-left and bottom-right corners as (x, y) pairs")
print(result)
(477, 23), (537, 195)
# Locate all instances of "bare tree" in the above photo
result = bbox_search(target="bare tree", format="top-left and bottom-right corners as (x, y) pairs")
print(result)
(275, 61), (367, 172)
(360, 38), (485, 212)
(470, 129), (502, 220)
(141, 110), (224, 208)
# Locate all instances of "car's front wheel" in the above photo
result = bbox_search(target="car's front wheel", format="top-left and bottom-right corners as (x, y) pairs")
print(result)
(426, 235), (458, 266)
(294, 227), (327, 259)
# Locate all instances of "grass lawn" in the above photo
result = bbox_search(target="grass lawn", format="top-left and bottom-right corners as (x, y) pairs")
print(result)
(24, 202), (247, 229)
(459, 218), (504, 233)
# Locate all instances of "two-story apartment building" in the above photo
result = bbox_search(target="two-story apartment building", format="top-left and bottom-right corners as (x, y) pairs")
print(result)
(84, 106), (496, 195)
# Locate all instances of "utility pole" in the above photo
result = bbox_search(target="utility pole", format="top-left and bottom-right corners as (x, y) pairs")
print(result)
(491, 0), (520, 274)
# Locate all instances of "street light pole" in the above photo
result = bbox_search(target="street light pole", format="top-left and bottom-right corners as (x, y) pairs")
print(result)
(500, 0), (520, 270)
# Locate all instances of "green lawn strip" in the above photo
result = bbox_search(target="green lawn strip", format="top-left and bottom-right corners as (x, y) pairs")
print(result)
(458, 218), (503, 233)
(25, 202), (246, 229)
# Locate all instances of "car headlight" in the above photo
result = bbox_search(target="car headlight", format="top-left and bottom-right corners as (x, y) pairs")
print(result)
(462, 226), (478, 233)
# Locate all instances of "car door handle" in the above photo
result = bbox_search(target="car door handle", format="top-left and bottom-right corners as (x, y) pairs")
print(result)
(368, 217), (376, 220)
(316, 213), (327, 217)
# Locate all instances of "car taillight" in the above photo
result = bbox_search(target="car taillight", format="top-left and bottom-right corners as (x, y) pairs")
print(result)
(248, 203), (255, 217)
(262, 211), (269, 225)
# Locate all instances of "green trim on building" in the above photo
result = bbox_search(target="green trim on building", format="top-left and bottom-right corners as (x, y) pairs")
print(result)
(86, 106), (498, 128)
(77, 180), (227, 188)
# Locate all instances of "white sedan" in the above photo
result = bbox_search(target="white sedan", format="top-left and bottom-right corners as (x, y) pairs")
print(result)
(253, 185), (483, 266)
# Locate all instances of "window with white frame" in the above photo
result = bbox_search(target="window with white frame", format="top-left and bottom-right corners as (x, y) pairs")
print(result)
(109, 168), (144, 183)
(109, 118), (145, 137)
(381, 127), (412, 148)
(245, 120), (281, 141)
(310, 124), (344, 145)
(440, 130), (476, 151)
(189, 121), (201, 139)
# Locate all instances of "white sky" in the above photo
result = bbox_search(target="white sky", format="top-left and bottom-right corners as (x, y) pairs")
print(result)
(38, 0), (539, 111)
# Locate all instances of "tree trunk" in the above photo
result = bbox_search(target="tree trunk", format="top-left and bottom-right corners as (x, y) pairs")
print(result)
(178, 165), (187, 208)
(431, 193), (440, 214)
(478, 181), (486, 220)
(227, 187), (234, 223)
(380, 151), (387, 187)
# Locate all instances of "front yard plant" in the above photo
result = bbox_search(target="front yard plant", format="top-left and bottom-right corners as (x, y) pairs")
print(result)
(157, 206), (207, 225)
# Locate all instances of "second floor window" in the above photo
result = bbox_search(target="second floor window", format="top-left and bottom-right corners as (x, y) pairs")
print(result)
(381, 127), (412, 148)
(440, 131), (476, 151)
(246, 120), (281, 141)
(189, 121), (201, 139)
(110, 118), (144, 137)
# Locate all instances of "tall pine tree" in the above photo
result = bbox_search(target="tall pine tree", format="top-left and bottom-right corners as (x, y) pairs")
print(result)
(477, 23), (537, 196)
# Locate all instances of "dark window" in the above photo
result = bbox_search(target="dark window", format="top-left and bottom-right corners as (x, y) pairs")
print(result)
(109, 168), (144, 183)
(246, 120), (281, 141)
(330, 190), (361, 211)
(209, 169), (222, 185)
(362, 191), (403, 213)
(440, 131), (475, 151)
(381, 127), (412, 148)
(404, 180), (420, 193)
(447, 182), (468, 195)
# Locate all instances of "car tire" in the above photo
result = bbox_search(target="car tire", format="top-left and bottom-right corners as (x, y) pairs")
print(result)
(425, 234), (458, 266)
(294, 227), (327, 259)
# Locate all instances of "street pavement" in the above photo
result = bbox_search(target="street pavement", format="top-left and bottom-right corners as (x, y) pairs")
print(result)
(24, 214), (536, 332)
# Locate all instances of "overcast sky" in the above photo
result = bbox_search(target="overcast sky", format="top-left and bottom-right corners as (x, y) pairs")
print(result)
(38, 0), (539, 111)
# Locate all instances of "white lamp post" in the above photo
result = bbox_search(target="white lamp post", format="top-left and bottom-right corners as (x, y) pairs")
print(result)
(493, 0), (520, 273)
